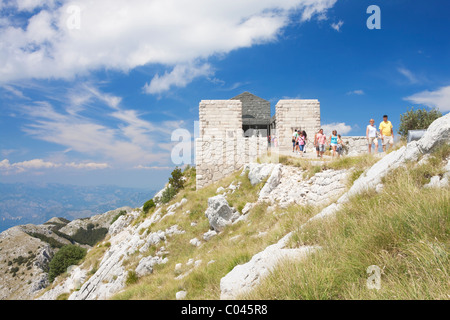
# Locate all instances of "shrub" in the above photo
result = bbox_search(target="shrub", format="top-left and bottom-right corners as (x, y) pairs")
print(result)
(27, 232), (65, 248)
(143, 199), (156, 213)
(125, 271), (139, 286)
(169, 167), (185, 192)
(111, 210), (127, 224)
(48, 245), (87, 282)
(71, 227), (108, 246)
(160, 185), (177, 204)
(398, 107), (442, 138)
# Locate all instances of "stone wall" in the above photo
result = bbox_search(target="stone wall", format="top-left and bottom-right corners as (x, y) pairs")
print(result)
(275, 100), (321, 152)
(196, 100), (268, 189)
(341, 136), (369, 155)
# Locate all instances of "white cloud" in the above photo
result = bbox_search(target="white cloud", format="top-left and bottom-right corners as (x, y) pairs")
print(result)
(64, 162), (110, 170)
(134, 165), (173, 171)
(20, 85), (182, 166)
(404, 85), (450, 112)
(331, 20), (344, 32)
(143, 63), (213, 95)
(1, 85), (30, 99)
(321, 122), (353, 136)
(14, 0), (57, 12)
(0, 0), (338, 91)
(397, 67), (418, 84)
(0, 158), (109, 174)
(347, 89), (364, 95)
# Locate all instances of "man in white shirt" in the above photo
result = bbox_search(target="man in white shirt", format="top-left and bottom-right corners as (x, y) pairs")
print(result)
(292, 130), (299, 152)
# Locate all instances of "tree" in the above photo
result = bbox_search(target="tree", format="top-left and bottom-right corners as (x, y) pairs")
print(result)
(160, 185), (177, 204)
(143, 199), (156, 213)
(168, 167), (185, 192)
(48, 245), (87, 282)
(398, 107), (442, 138)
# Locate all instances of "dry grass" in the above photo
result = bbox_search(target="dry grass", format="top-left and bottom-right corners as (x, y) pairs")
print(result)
(244, 145), (450, 300)
(111, 167), (323, 300)
(111, 145), (449, 300)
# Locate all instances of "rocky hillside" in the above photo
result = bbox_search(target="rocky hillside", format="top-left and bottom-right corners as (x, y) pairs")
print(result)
(1, 113), (449, 300)
(0, 207), (133, 300)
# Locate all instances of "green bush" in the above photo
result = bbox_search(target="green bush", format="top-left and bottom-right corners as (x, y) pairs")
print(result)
(160, 185), (177, 204)
(27, 232), (65, 249)
(143, 199), (156, 213)
(71, 227), (108, 246)
(48, 245), (87, 282)
(398, 107), (442, 138)
(125, 271), (139, 286)
(111, 210), (127, 224)
(169, 167), (185, 192)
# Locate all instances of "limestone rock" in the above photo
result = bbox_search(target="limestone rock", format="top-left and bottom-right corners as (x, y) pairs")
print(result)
(135, 256), (168, 277)
(204, 195), (240, 232)
(241, 202), (255, 215)
(216, 187), (225, 194)
(220, 232), (318, 300)
(189, 238), (201, 247)
(259, 164), (282, 199)
(203, 230), (218, 241)
(243, 163), (276, 185)
(176, 291), (187, 300)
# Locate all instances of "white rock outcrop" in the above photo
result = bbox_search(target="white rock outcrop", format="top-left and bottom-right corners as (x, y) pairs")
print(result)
(204, 195), (240, 232)
(220, 232), (318, 299)
(189, 238), (202, 247)
(258, 165), (349, 208)
(135, 256), (168, 277)
(258, 164), (282, 199)
(242, 163), (276, 185)
(176, 291), (187, 300)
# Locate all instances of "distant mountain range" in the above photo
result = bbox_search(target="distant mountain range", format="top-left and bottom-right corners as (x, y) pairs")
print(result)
(0, 183), (156, 233)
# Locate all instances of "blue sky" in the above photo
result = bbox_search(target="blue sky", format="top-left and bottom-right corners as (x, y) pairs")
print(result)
(0, 0), (449, 189)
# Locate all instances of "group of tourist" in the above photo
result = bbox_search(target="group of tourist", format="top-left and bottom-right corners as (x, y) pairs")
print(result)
(291, 130), (308, 155)
(290, 128), (344, 158)
(313, 129), (344, 158)
(366, 115), (395, 154)
(289, 115), (395, 158)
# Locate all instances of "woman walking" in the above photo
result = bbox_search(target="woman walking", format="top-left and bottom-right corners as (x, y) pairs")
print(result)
(366, 119), (379, 154)
(329, 130), (338, 158)
(301, 131), (308, 154)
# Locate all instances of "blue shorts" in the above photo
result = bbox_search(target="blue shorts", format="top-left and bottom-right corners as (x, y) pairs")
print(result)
(299, 145), (304, 151)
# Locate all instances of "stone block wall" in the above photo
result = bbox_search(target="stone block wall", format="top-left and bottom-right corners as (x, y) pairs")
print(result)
(275, 100), (321, 152)
(196, 100), (268, 189)
(341, 136), (369, 155)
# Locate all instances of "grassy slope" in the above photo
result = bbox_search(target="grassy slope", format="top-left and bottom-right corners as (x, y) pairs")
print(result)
(111, 145), (448, 300)
(111, 166), (324, 300)
(245, 146), (450, 300)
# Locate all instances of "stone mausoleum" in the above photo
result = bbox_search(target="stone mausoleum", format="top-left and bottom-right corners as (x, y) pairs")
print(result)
(195, 92), (366, 189)
(230, 92), (271, 137)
